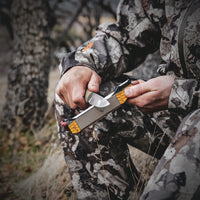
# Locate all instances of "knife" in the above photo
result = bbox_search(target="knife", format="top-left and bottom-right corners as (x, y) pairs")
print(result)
(85, 89), (110, 108)
(61, 79), (132, 134)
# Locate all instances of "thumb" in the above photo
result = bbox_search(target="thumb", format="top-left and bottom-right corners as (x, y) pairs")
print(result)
(87, 71), (101, 92)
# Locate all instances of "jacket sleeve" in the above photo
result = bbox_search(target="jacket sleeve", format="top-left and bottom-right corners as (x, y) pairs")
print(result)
(60, 0), (161, 81)
(168, 78), (200, 114)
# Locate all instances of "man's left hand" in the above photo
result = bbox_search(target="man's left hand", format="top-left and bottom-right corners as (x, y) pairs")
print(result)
(124, 76), (174, 113)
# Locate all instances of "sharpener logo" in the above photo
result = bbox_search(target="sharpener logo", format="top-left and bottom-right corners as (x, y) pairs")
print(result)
(116, 90), (128, 104)
(68, 121), (81, 134)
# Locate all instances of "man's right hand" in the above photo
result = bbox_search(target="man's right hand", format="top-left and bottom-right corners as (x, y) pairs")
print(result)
(56, 66), (101, 109)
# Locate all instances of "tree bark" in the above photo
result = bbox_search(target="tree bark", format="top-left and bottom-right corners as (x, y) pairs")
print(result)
(2, 0), (51, 133)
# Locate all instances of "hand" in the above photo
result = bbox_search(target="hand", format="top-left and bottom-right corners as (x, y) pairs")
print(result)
(56, 66), (101, 109)
(124, 76), (174, 113)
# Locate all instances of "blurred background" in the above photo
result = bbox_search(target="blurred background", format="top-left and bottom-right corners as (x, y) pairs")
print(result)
(0, 0), (159, 199)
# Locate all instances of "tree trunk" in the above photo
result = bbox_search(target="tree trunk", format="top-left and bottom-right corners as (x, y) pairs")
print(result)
(2, 0), (51, 133)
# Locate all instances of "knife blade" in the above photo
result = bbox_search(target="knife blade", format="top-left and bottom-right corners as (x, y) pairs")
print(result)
(61, 79), (132, 134)
(85, 89), (110, 108)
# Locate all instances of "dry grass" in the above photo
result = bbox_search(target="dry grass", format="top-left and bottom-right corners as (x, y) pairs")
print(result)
(14, 148), (73, 200)
(0, 68), (74, 200)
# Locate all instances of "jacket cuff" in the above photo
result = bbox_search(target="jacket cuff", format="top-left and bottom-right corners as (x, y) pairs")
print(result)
(59, 50), (99, 76)
(60, 51), (79, 76)
(168, 78), (198, 114)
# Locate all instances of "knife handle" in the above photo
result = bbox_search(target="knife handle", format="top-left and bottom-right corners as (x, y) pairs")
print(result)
(85, 89), (93, 103)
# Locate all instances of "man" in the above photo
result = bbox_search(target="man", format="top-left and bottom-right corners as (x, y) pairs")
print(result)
(55, 0), (200, 199)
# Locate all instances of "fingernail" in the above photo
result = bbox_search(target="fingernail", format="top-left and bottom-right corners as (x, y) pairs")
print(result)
(89, 83), (97, 89)
(131, 80), (139, 85)
(90, 84), (97, 88)
(124, 88), (131, 97)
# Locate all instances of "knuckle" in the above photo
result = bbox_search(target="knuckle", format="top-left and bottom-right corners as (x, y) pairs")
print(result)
(138, 101), (145, 108)
(56, 85), (63, 96)
(138, 79), (143, 83)
(72, 95), (82, 104)
(97, 74), (102, 82)
(70, 104), (77, 110)
(134, 84), (143, 96)
(139, 84), (144, 93)
(138, 99), (148, 108)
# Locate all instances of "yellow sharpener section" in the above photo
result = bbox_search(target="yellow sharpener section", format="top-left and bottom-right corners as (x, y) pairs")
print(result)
(68, 121), (81, 134)
(115, 84), (132, 104)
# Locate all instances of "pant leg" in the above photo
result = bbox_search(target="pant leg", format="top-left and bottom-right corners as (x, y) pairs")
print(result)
(140, 108), (200, 200)
(54, 78), (181, 200)
(55, 95), (138, 200)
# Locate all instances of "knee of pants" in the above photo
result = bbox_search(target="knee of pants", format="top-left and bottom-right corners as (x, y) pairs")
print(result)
(173, 108), (200, 144)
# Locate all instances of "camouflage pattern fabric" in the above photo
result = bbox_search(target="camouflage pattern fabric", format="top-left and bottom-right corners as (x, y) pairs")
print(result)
(141, 108), (200, 200)
(55, 0), (200, 199)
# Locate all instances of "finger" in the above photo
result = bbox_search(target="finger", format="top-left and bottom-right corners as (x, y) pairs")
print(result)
(87, 71), (101, 93)
(56, 83), (69, 105)
(131, 79), (145, 85)
(124, 81), (151, 98)
(60, 86), (77, 109)
(126, 91), (155, 108)
(71, 85), (88, 109)
(56, 80), (80, 109)
(127, 92), (168, 112)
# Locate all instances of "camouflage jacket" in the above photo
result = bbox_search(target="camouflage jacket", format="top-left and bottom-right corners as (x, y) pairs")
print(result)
(60, 0), (200, 115)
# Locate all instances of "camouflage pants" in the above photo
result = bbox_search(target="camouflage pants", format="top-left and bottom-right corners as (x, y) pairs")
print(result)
(55, 79), (200, 200)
